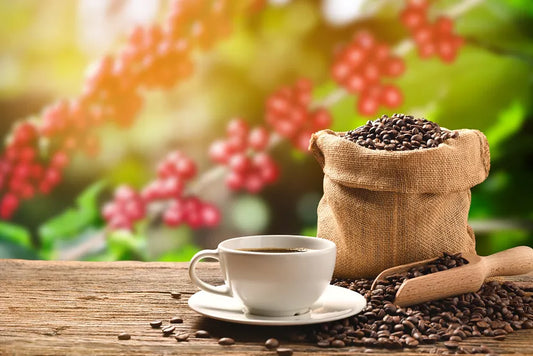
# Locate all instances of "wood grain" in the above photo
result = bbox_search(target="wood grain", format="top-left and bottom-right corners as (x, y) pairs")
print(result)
(1, 259), (532, 355)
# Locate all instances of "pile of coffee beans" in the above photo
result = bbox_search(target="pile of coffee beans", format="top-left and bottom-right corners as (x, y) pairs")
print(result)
(343, 113), (459, 151)
(307, 252), (533, 353)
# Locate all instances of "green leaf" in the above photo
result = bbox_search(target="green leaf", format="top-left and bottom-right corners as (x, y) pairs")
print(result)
(0, 240), (38, 259)
(157, 243), (201, 262)
(76, 180), (107, 215)
(484, 101), (525, 159)
(476, 230), (530, 255)
(0, 221), (32, 248)
(38, 181), (106, 257)
(106, 229), (147, 260)
(501, 0), (533, 17)
(301, 226), (317, 237)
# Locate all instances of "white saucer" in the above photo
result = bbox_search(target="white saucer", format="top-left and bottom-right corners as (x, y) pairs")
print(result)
(188, 285), (366, 326)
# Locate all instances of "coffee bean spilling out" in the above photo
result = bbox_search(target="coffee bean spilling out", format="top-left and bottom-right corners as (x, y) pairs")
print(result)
(175, 333), (190, 342)
(343, 113), (459, 151)
(218, 337), (235, 345)
(195, 330), (210, 338)
(162, 325), (175, 337)
(265, 338), (280, 350)
(117, 332), (131, 340)
(150, 320), (162, 329)
(170, 291), (182, 299)
(307, 252), (533, 353)
(276, 348), (293, 356)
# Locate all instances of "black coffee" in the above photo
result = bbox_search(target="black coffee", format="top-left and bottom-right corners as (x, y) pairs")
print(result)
(238, 247), (308, 253)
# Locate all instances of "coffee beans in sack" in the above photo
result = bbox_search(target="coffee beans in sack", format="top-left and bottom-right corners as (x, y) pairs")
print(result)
(309, 114), (490, 278)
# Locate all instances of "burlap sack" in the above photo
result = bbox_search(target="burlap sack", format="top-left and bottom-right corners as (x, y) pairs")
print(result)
(310, 129), (490, 278)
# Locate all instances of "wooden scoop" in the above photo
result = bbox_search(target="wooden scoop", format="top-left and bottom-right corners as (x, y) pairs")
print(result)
(371, 246), (533, 307)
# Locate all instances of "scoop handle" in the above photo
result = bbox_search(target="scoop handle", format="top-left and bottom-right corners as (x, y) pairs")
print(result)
(483, 246), (533, 278)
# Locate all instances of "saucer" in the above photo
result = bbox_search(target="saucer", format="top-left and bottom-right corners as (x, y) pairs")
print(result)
(187, 285), (366, 326)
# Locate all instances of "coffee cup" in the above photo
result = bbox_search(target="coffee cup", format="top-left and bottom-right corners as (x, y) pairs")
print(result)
(188, 235), (336, 317)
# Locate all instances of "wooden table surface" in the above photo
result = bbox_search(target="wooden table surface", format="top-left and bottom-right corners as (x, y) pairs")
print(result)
(1, 259), (532, 355)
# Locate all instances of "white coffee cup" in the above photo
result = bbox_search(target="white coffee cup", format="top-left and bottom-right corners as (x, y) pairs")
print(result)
(189, 235), (336, 317)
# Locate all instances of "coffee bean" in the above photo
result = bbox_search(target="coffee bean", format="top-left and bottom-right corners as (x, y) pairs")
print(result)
(170, 291), (181, 299)
(218, 337), (235, 345)
(317, 340), (330, 348)
(170, 317), (183, 324)
(150, 320), (162, 329)
(276, 348), (293, 356)
(162, 325), (175, 336)
(195, 330), (210, 338)
(405, 337), (419, 348)
(449, 335), (462, 342)
(476, 321), (490, 329)
(493, 329), (507, 336)
(453, 329), (466, 339)
(175, 333), (189, 342)
(265, 338), (279, 350)
(117, 332), (131, 340)
(444, 341), (459, 349)
(331, 339), (345, 348)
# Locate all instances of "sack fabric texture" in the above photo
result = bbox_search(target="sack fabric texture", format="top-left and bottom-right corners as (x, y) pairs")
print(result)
(310, 129), (490, 278)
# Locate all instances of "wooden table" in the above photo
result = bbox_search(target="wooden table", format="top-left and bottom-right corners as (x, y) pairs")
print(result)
(1, 260), (532, 355)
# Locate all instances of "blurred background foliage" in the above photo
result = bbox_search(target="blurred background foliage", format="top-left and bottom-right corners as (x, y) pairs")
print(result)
(0, 0), (532, 261)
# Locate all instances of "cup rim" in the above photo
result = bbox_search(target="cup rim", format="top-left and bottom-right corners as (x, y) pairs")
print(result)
(217, 235), (336, 256)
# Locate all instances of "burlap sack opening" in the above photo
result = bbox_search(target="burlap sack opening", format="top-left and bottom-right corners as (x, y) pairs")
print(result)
(310, 129), (490, 278)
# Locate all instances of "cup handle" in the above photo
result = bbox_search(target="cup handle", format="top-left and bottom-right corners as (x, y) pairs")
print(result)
(189, 249), (232, 297)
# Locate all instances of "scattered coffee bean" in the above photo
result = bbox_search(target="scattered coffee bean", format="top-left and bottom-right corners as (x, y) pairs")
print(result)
(149, 320), (162, 329)
(175, 333), (189, 342)
(265, 338), (280, 350)
(162, 325), (175, 336)
(170, 317), (183, 324)
(195, 330), (210, 338)
(344, 114), (459, 151)
(117, 332), (131, 340)
(276, 348), (293, 356)
(218, 337), (235, 345)
(494, 335), (506, 341)
(170, 291), (181, 299)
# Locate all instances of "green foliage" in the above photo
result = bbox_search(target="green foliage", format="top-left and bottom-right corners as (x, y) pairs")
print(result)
(484, 101), (526, 159)
(157, 243), (201, 262)
(0, 221), (32, 248)
(106, 230), (147, 260)
(301, 226), (317, 238)
(0, 222), (38, 259)
(38, 181), (105, 259)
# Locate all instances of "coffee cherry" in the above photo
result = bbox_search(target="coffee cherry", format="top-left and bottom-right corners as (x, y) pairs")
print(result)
(266, 79), (332, 149)
(332, 32), (405, 116)
(209, 118), (279, 193)
(0, 193), (19, 219)
(401, 0), (463, 63)
(102, 185), (146, 230)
